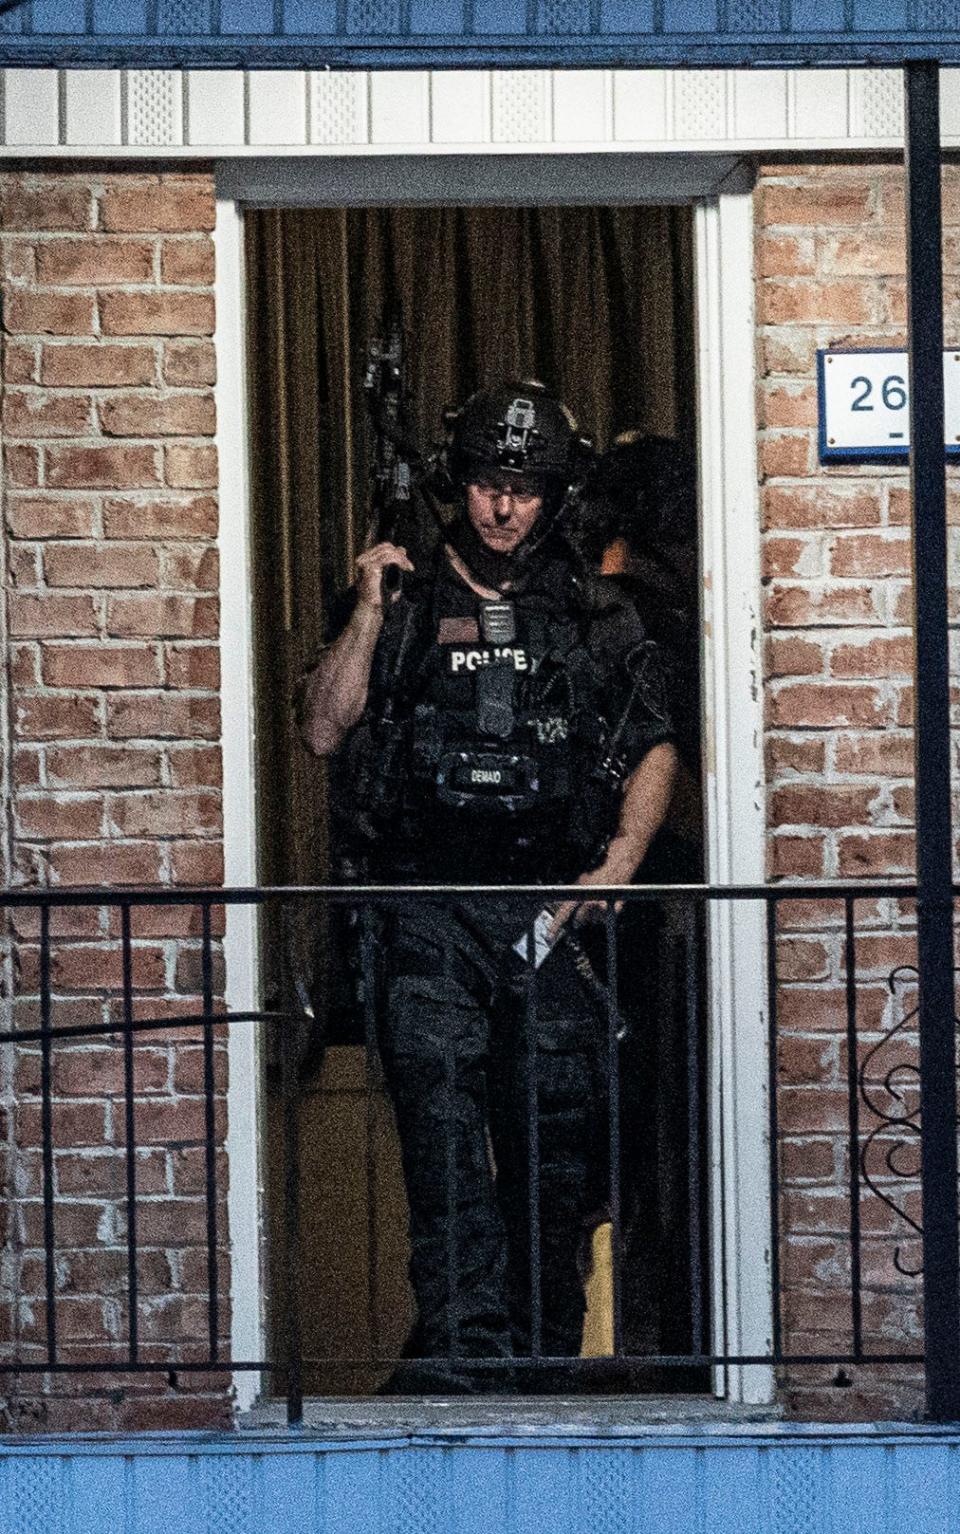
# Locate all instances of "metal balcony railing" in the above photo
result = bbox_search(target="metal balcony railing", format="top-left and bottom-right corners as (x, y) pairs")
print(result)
(0, 883), (949, 1423)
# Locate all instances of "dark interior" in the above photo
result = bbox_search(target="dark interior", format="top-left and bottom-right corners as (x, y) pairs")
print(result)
(245, 204), (708, 1395)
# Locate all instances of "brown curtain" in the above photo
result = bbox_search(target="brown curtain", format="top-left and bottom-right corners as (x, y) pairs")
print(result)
(245, 203), (694, 896)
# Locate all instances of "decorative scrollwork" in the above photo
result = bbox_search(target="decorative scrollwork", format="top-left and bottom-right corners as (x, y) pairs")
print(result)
(858, 964), (923, 1277)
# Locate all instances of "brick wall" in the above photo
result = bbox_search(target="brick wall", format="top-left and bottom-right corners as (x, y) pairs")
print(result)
(756, 161), (960, 1420)
(0, 170), (228, 1430)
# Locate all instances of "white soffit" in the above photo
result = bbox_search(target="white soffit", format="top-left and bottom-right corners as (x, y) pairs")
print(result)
(0, 66), (956, 156)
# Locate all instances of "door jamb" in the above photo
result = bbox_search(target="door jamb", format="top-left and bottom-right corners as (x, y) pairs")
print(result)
(215, 153), (770, 1411)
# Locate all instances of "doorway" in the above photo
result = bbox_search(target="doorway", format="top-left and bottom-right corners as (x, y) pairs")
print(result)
(244, 202), (707, 1394)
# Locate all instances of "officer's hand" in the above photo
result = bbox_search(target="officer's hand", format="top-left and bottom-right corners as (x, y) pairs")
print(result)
(356, 542), (415, 611)
(548, 860), (631, 938)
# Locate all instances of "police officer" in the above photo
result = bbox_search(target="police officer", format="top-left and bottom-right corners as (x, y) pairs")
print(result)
(300, 382), (678, 1393)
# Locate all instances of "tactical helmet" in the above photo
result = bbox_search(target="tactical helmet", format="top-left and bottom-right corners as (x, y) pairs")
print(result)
(443, 380), (591, 496)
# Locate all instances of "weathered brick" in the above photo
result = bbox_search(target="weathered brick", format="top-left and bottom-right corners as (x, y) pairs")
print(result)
(106, 692), (220, 740)
(2, 389), (93, 437)
(14, 693), (101, 740)
(46, 444), (161, 490)
(100, 183), (215, 235)
(162, 548), (219, 592)
(42, 644), (162, 690)
(162, 341), (216, 387)
(760, 431), (814, 477)
(160, 238), (215, 286)
(837, 832), (916, 878)
(771, 834), (827, 879)
(765, 584), (881, 627)
(766, 734), (827, 777)
(766, 635), (824, 678)
(45, 841), (164, 886)
(4, 291), (96, 336)
(772, 784), (878, 828)
(8, 593), (98, 637)
(14, 795), (103, 842)
(3, 340), (38, 382)
(0, 184), (93, 231)
(108, 790), (221, 838)
(106, 594), (218, 639)
(103, 495), (217, 540)
(167, 746), (223, 789)
(164, 444), (217, 489)
(834, 732), (914, 777)
(4, 444), (40, 486)
(761, 181), (873, 227)
(35, 238), (154, 286)
(829, 533), (912, 579)
(41, 343), (156, 388)
(45, 542), (159, 590)
(5, 495), (98, 539)
(99, 290), (214, 337)
(768, 682), (890, 729)
(830, 635), (913, 678)
(164, 644), (220, 690)
(170, 841), (224, 886)
(99, 392), (216, 438)
(759, 280), (874, 327)
(46, 745), (163, 789)
(763, 485), (881, 530)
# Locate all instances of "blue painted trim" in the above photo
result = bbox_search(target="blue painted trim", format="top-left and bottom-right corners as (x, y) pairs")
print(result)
(6, 21), (960, 68)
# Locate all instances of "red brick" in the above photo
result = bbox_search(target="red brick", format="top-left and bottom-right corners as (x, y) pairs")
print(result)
(14, 693), (101, 740)
(763, 485), (881, 529)
(45, 841), (164, 886)
(772, 784), (878, 828)
(52, 944), (166, 995)
(830, 635), (913, 678)
(108, 790), (221, 838)
(99, 290), (214, 337)
(9, 544), (41, 587)
(762, 537), (820, 579)
(15, 795), (103, 841)
(170, 841), (224, 886)
(778, 1087), (850, 1134)
(106, 692), (220, 739)
(103, 495), (217, 539)
(45, 542), (159, 589)
(2, 389), (93, 437)
(1, 184), (94, 231)
(10, 643), (40, 687)
(837, 832), (916, 878)
(766, 735), (827, 776)
(106, 594), (218, 639)
(766, 635), (824, 678)
(781, 1137), (837, 1184)
(759, 280), (874, 326)
(100, 183), (215, 234)
(164, 445), (217, 488)
(3, 340), (38, 382)
(15, 1101), (106, 1149)
(829, 534), (912, 578)
(834, 733), (914, 776)
(160, 238), (215, 285)
(162, 548), (219, 592)
(46, 444), (160, 490)
(757, 234), (816, 277)
(41, 343), (156, 388)
(760, 384), (818, 429)
(771, 835), (827, 878)
(761, 329), (818, 376)
(99, 392), (216, 438)
(168, 746), (222, 788)
(761, 181), (873, 227)
(4, 291), (96, 336)
(5, 444), (40, 486)
(5, 495), (98, 538)
(2, 238), (35, 283)
(819, 231), (906, 277)
(765, 584), (880, 627)
(164, 644), (220, 689)
(162, 341), (216, 387)
(42, 644), (162, 689)
(8, 593), (98, 637)
(760, 432), (814, 477)
(46, 745), (162, 789)
(769, 681), (889, 729)
(35, 238), (155, 286)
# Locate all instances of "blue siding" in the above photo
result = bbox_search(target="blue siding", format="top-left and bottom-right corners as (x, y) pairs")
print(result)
(1, 1428), (960, 1534)
(5, 0), (960, 67)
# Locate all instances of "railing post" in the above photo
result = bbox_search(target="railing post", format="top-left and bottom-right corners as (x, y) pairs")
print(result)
(904, 59), (960, 1423)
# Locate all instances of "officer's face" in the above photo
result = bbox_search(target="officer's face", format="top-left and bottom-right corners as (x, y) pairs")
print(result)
(465, 478), (543, 554)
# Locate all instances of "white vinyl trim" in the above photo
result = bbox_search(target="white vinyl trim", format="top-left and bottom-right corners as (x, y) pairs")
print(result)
(216, 152), (769, 1408)
(695, 177), (772, 1405)
(2, 64), (949, 157)
(215, 191), (266, 1412)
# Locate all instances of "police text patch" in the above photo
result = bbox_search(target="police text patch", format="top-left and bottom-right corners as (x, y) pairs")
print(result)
(445, 646), (530, 674)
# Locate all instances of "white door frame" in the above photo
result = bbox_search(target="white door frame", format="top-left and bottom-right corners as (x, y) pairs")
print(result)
(214, 152), (771, 1412)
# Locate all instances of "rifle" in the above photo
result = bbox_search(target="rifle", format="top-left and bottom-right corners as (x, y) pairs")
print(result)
(362, 310), (415, 595)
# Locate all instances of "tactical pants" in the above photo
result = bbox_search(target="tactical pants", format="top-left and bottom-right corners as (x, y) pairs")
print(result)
(377, 898), (607, 1391)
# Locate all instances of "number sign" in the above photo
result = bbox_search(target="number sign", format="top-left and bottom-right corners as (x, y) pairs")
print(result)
(817, 349), (960, 462)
